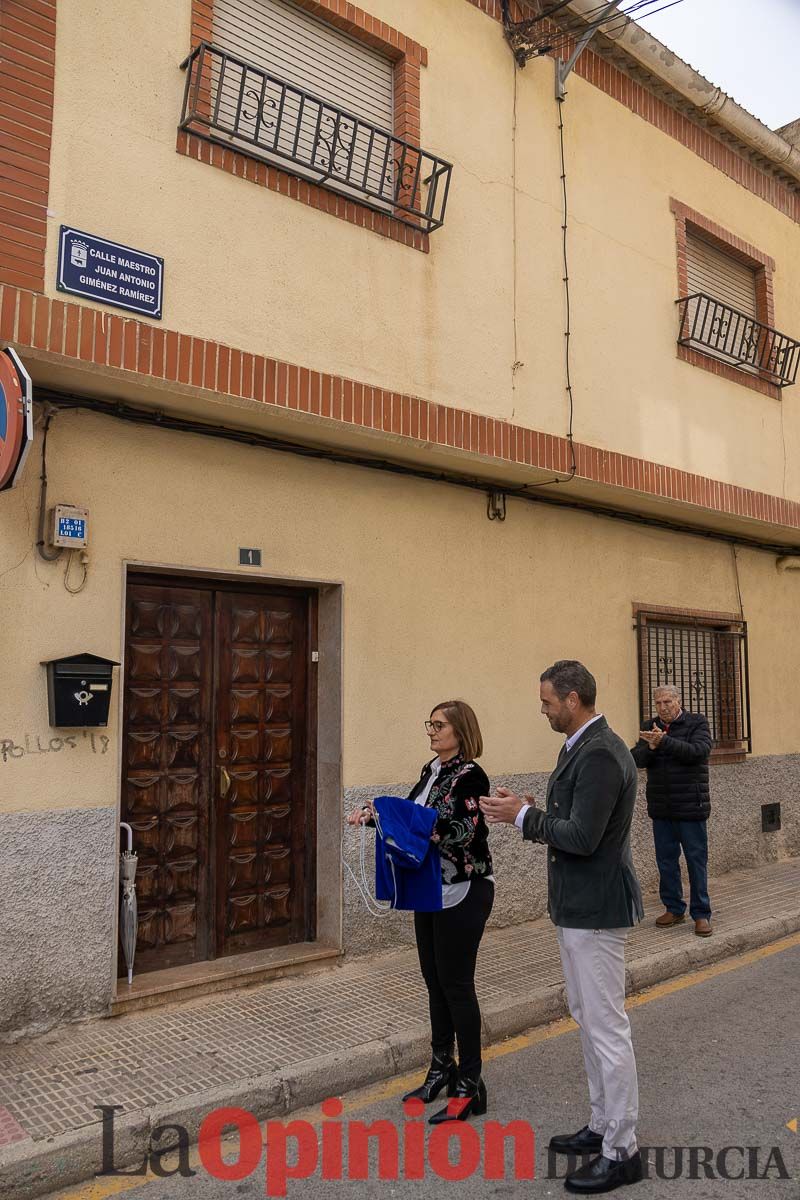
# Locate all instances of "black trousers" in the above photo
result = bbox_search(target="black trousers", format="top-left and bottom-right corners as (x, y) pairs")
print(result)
(413, 878), (494, 1078)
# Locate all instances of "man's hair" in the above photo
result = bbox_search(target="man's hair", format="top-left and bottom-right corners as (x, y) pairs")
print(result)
(653, 684), (680, 700)
(540, 660), (597, 707)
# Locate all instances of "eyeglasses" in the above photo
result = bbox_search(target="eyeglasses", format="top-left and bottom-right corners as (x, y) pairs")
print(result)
(424, 720), (450, 734)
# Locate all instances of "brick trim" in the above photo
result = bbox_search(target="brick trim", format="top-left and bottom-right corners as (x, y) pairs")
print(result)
(632, 602), (743, 625)
(670, 198), (781, 400)
(465, 1), (800, 227)
(183, 0), (428, 248)
(3, 282), (800, 537)
(0, 0), (56, 292)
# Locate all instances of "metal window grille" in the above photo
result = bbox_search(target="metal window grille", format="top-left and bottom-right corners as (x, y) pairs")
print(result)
(179, 43), (451, 233)
(676, 294), (800, 388)
(636, 616), (751, 752)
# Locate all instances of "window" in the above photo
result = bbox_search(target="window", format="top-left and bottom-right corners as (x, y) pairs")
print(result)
(635, 605), (751, 761)
(670, 199), (800, 395)
(213, 0), (395, 134)
(179, 0), (452, 236)
(686, 229), (758, 323)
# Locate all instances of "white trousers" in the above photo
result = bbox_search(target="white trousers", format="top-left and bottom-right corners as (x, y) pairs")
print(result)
(556, 926), (639, 1161)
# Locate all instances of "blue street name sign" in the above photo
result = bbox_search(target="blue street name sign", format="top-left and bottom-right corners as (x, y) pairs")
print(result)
(57, 226), (164, 319)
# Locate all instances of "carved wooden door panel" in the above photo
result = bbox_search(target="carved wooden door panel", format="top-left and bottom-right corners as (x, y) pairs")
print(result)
(121, 584), (213, 972)
(215, 591), (309, 956)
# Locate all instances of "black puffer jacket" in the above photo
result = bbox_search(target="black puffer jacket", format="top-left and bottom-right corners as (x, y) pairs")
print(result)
(630, 710), (712, 821)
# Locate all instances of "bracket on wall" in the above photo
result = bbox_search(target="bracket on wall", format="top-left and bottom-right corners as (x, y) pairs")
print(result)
(554, 0), (623, 97)
(501, 0), (624, 90)
(487, 491), (507, 522)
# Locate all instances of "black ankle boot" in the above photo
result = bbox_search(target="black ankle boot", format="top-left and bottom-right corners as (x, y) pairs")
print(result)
(402, 1052), (458, 1103)
(428, 1073), (487, 1124)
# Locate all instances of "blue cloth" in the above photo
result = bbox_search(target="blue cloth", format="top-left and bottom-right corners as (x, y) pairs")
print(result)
(373, 795), (442, 912)
(652, 817), (711, 919)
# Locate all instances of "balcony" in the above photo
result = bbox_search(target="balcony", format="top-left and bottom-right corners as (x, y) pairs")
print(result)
(676, 292), (800, 388)
(179, 43), (452, 235)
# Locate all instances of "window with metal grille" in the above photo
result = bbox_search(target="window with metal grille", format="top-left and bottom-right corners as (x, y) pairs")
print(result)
(179, 0), (452, 232)
(636, 610), (751, 756)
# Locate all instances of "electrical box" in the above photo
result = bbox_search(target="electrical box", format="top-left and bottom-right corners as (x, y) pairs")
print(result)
(761, 802), (781, 833)
(51, 504), (89, 548)
(41, 652), (119, 727)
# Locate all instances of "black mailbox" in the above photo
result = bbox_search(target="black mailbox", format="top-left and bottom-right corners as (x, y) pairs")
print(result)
(41, 652), (120, 727)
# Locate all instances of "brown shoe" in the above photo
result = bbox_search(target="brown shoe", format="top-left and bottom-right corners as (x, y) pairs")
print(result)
(694, 918), (713, 937)
(655, 911), (686, 927)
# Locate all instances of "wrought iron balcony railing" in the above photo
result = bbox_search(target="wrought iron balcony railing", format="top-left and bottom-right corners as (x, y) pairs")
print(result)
(676, 292), (800, 388)
(179, 43), (452, 234)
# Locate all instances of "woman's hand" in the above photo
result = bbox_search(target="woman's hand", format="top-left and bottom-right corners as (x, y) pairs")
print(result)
(346, 800), (374, 826)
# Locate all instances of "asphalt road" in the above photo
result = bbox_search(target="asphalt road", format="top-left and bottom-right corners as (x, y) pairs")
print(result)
(51, 939), (799, 1200)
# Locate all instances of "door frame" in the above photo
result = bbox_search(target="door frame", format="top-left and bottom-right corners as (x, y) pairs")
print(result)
(114, 561), (343, 992)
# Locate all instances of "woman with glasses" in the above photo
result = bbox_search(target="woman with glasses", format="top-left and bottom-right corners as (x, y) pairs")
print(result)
(347, 700), (494, 1123)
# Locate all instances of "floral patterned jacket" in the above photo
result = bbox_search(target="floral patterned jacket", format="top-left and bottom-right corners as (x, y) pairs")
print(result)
(408, 755), (493, 885)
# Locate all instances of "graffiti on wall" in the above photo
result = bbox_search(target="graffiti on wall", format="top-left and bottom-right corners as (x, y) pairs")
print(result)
(1, 728), (111, 763)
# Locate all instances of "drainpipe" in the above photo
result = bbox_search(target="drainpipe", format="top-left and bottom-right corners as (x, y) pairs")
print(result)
(564, 0), (800, 186)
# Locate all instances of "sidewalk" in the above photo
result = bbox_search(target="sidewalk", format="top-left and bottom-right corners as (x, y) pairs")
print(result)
(1, 857), (799, 1199)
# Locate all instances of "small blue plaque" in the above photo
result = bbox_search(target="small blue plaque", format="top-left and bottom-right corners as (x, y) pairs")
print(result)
(57, 226), (164, 319)
(58, 516), (86, 541)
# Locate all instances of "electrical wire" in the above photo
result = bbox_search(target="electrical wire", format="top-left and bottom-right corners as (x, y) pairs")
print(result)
(731, 545), (745, 618)
(538, 1), (687, 58)
(36, 392), (800, 558)
(524, 91), (576, 488)
(508, 0), (687, 59)
(36, 409), (65, 562)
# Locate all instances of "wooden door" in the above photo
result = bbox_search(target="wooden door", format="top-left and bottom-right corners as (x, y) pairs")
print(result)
(121, 579), (313, 976)
(215, 591), (310, 955)
(122, 584), (213, 971)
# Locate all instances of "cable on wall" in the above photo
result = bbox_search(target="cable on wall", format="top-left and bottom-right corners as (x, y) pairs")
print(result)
(36, 408), (65, 563)
(731, 544), (745, 618)
(523, 86), (577, 489)
(35, 391), (800, 559)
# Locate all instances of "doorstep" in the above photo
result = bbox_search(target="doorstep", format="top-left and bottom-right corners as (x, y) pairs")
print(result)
(111, 941), (342, 1016)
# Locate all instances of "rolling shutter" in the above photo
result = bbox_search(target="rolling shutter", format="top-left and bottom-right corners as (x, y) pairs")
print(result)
(686, 231), (757, 317)
(212, 0), (394, 132)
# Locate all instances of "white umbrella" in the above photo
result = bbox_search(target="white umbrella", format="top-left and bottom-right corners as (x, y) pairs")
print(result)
(119, 822), (138, 986)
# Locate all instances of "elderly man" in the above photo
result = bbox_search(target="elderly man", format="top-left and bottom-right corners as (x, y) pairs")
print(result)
(631, 685), (713, 937)
(481, 660), (643, 1195)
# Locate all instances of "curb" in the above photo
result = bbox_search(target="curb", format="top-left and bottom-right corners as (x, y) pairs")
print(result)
(2, 911), (799, 1200)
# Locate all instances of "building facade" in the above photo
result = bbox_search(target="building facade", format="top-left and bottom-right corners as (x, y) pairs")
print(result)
(1, 0), (799, 1039)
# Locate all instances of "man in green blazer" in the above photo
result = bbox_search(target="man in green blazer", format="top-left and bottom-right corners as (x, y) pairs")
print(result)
(481, 660), (644, 1194)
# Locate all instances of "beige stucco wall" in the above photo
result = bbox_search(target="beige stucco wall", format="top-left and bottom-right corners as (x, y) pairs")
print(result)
(41, 0), (800, 506)
(1, 409), (799, 820)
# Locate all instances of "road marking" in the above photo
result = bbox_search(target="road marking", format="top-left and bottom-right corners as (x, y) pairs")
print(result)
(50, 930), (800, 1199)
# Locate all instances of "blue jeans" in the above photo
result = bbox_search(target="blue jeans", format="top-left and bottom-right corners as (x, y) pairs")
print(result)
(652, 819), (711, 920)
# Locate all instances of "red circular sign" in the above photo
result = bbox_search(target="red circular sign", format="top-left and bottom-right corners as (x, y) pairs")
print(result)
(0, 349), (32, 491)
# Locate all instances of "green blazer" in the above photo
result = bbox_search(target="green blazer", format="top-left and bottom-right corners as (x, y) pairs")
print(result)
(522, 716), (644, 929)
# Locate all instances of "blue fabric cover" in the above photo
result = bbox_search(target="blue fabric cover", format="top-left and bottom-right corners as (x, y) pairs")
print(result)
(373, 795), (442, 912)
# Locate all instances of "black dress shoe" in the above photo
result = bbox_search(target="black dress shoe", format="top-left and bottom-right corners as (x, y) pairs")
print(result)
(549, 1125), (604, 1155)
(564, 1152), (643, 1193)
(429, 1073), (487, 1124)
(402, 1053), (457, 1103)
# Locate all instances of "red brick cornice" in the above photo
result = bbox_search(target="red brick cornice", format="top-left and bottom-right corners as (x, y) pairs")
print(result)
(0, 0), (56, 292)
(466, 1), (800, 226)
(3, 283), (799, 535)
